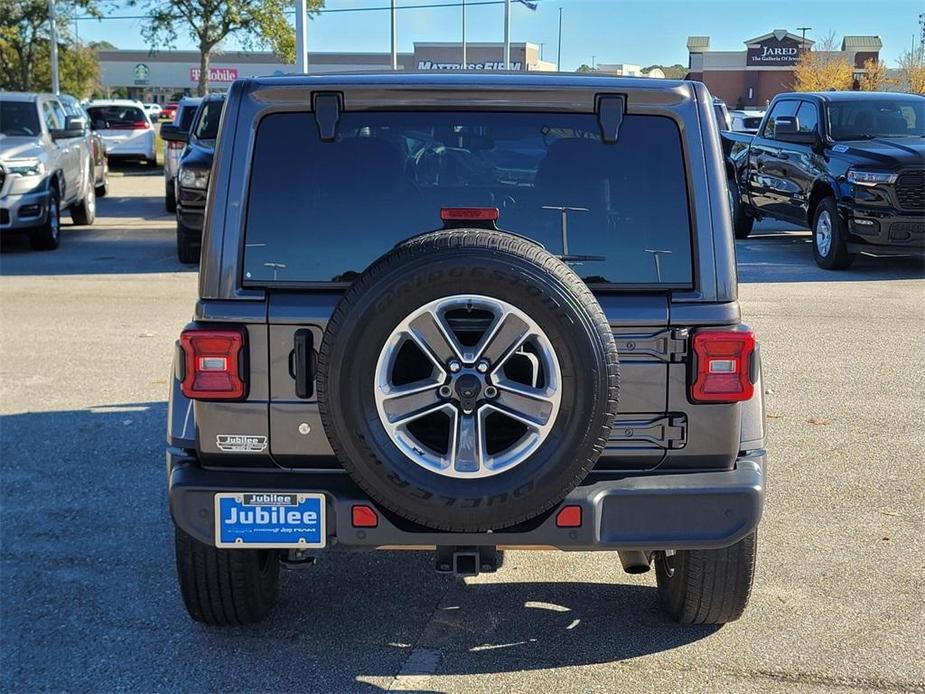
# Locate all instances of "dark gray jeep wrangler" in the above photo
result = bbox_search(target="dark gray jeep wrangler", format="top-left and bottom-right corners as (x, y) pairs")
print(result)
(167, 73), (767, 626)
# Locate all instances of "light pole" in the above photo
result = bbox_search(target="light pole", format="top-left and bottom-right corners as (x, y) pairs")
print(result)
(503, 0), (511, 70)
(391, 0), (398, 70)
(48, 0), (60, 94)
(295, 0), (308, 73)
(797, 26), (812, 52)
(461, 0), (467, 68)
(556, 7), (563, 72)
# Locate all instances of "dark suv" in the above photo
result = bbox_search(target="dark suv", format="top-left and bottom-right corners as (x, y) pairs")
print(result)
(167, 74), (767, 627)
(160, 93), (225, 263)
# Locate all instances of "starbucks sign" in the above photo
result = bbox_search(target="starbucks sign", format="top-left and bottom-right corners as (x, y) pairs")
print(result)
(133, 63), (150, 84)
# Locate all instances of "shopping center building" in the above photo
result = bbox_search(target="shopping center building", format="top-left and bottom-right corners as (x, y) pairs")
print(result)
(685, 29), (882, 108)
(98, 42), (555, 101)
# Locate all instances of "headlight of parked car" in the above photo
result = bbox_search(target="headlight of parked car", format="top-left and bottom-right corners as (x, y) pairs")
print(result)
(179, 167), (210, 190)
(5, 159), (46, 177)
(847, 170), (897, 186)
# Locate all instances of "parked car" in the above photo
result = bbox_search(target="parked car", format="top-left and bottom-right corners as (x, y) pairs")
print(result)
(713, 97), (732, 131)
(59, 93), (109, 198)
(85, 100), (156, 166)
(159, 96), (201, 213)
(143, 103), (162, 120)
(0, 92), (97, 249)
(723, 91), (924, 268)
(729, 109), (765, 134)
(166, 73), (767, 627)
(161, 93), (225, 263)
(162, 102), (179, 122)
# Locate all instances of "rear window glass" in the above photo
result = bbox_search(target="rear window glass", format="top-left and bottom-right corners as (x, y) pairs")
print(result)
(243, 111), (693, 287)
(87, 105), (146, 129)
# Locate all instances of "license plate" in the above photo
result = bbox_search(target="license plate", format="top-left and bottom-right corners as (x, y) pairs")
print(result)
(214, 492), (326, 548)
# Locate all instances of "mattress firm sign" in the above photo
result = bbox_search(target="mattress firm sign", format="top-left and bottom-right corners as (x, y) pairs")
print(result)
(190, 67), (240, 83)
(747, 35), (802, 67)
(417, 61), (523, 70)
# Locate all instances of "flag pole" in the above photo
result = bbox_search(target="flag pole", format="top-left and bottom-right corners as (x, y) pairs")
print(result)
(503, 0), (511, 70)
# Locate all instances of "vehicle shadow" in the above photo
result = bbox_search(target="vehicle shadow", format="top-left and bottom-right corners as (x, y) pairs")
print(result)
(737, 227), (925, 283)
(0, 402), (716, 690)
(108, 160), (162, 177)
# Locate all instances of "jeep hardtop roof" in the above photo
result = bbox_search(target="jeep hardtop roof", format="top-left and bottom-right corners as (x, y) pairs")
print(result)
(198, 72), (737, 304)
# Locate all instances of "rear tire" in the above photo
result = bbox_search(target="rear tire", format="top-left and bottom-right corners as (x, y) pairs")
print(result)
(655, 531), (758, 625)
(146, 156), (158, 167)
(812, 197), (855, 270)
(176, 222), (200, 264)
(95, 178), (109, 198)
(729, 178), (753, 239)
(30, 185), (61, 251)
(175, 527), (280, 626)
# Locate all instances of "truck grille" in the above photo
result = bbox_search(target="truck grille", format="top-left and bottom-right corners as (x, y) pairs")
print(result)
(895, 170), (924, 211)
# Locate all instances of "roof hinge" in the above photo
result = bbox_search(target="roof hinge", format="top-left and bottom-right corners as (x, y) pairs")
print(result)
(312, 92), (342, 142)
(596, 94), (625, 144)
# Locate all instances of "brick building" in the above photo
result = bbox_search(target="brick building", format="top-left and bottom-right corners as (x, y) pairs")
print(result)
(686, 29), (882, 108)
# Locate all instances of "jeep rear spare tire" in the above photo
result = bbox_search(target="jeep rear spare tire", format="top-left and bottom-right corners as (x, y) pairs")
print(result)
(318, 229), (620, 531)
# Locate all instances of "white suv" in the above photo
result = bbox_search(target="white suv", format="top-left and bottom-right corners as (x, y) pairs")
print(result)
(85, 99), (156, 165)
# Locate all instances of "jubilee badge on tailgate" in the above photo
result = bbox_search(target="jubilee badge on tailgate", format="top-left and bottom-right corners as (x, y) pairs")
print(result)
(214, 492), (326, 548)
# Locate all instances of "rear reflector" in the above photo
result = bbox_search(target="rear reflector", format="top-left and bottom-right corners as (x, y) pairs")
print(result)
(690, 329), (756, 403)
(179, 329), (246, 399)
(440, 207), (499, 222)
(351, 505), (379, 528)
(555, 505), (582, 528)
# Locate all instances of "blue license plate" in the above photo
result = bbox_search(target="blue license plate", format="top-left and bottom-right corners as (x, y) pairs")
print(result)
(214, 492), (326, 548)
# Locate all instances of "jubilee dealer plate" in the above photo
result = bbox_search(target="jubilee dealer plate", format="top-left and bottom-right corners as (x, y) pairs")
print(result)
(214, 492), (326, 548)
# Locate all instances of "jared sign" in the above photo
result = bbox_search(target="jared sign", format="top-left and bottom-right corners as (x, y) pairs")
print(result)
(747, 36), (802, 66)
(190, 67), (239, 83)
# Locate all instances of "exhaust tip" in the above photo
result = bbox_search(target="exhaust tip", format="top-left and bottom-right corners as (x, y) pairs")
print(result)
(618, 550), (652, 574)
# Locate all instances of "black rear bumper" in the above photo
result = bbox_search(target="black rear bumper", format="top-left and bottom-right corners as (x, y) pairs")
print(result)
(168, 450), (766, 551)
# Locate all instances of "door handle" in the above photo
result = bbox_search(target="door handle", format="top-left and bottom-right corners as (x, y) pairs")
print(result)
(291, 329), (316, 399)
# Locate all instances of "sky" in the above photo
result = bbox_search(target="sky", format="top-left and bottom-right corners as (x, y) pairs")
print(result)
(74, 0), (923, 71)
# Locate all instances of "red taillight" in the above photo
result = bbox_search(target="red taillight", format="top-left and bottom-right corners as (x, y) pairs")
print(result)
(131, 120), (150, 129)
(440, 207), (499, 222)
(690, 329), (756, 403)
(179, 329), (246, 400)
(555, 505), (582, 528)
(351, 505), (379, 528)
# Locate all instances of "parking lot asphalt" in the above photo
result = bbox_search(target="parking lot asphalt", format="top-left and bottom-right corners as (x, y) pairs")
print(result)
(2, 172), (924, 693)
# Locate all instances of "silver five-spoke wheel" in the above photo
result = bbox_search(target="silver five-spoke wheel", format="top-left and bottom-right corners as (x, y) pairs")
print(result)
(815, 209), (832, 257)
(374, 295), (562, 479)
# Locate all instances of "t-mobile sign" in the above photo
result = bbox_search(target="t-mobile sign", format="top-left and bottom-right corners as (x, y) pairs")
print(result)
(190, 67), (239, 83)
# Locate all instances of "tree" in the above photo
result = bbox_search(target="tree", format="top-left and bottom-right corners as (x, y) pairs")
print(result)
(133, 0), (324, 96)
(897, 48), (925, 95)
(792, 32), (854, 92)
(0, 0), (99, 91)
(643, 63), (687, 79)
(858, 57), (889, 91)
(31, 42), (102, 97)
(575, 64), (598, 73)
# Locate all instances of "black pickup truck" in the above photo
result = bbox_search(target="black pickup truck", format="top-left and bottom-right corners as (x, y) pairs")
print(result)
(723, 91), (924, 269)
